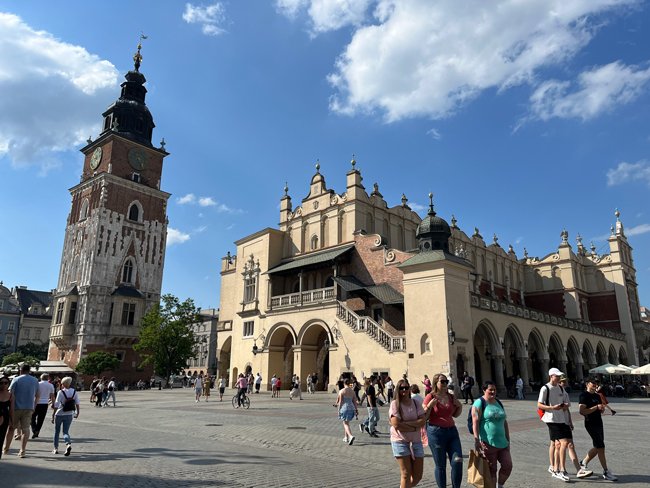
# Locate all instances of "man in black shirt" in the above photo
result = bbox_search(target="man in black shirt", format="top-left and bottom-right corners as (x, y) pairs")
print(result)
(359, 376), (380, 437)
(579, 378), (618, 481)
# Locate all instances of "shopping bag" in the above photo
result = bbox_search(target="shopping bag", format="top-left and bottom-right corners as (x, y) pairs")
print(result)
(467, 449), (495, 488)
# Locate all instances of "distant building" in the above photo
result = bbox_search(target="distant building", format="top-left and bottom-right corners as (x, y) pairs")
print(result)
(186, 309), (219, 376)
(0, 282), (21, 358)
(47, 44), (170, 381)
(215, 162), (646, 394)
(13, 286), (53, 349)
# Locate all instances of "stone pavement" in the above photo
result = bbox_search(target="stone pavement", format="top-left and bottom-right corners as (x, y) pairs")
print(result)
(1, 388), (648, 487)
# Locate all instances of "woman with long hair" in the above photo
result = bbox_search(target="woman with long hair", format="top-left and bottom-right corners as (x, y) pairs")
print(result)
(335, 377), (358, 445)
(390, 378), (426, 488)
(424, 373), (463, 488)
(472, 380), (512, 488)
(0, 374), (14, 459)
(52, 376), (80, 456)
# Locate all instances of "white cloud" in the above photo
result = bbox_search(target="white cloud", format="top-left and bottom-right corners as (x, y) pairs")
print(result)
(167, 227), (191, 245)
(409, 202), (427, 213)
(281, 0), (639, 122)
(426, 128), (441, 140)
(0, 13), (118, 170)
(626, 223), (650, 237)
(606, 160), (650, 187)
(529, 61), (650, 121)
(177, 193), (197, 204)
(183, 2), (227, 36)
(198, 196), (216, 207)
(276, 0), (372, 34)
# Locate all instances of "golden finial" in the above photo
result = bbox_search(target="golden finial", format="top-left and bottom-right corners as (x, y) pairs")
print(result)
(133, 33), (148, 72)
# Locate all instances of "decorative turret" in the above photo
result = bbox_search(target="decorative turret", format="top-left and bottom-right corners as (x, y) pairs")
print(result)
(415, 193), (451, 252)
(99, 36), (155, 146)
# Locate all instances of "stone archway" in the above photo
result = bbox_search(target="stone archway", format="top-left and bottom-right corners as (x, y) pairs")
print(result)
(619, 346), (629, 366)
(582, 339), (596, 374)
(527, 328), (547, 385)
(608, 344), (617, 365)
(296, 321), (330, 392)
(503, 325), (527, 392)
(596, 342), (607, 365)
(566, 336), (583, 382)
(218, 336), (232, 386)
(266, 325), (296, 389)
(548, 333), (566, 371)
(473, 320), (502, 392)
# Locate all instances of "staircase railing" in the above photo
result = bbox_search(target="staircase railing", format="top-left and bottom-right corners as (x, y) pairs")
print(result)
(336, 301), (406, 352)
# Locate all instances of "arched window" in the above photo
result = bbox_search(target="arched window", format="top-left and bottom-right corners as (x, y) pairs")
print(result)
(79, 198), (89, 221)
(310, 234), (319, 250)
(127, 201), (143, 222)
(122, 259), (134, 284)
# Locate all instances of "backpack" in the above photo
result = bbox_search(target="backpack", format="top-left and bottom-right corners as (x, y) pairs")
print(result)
(467, 396), (504, 435)
(61, 390), (76, 412)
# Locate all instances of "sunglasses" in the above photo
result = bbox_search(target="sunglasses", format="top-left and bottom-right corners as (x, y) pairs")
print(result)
(439, 380), (449, 384)
(398, 386), (410, 391)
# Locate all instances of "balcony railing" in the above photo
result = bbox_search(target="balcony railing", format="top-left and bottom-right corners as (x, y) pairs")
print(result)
(269, 286), (336, 310)
(336, 301), (406, 352)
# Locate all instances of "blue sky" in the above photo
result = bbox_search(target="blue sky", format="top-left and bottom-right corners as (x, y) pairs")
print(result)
(1, 1), (649, 310)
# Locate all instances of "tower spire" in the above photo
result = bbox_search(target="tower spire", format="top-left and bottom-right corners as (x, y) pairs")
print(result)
(133, 33), (147, 72)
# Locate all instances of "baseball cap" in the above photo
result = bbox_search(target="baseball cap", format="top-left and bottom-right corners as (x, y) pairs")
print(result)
(548, 367), (564, 377)
(559, 374), (568, 382)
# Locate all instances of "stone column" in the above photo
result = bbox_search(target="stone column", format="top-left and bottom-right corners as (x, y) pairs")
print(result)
(494, 356), (506, 395)
(540, 358), (550, 381)
(575, 362), (584, 382)
(267, 277), (273, 310)
(299, 271), (303, 306)
(558, 359), (568, 375)
(518, 356), (531, 392)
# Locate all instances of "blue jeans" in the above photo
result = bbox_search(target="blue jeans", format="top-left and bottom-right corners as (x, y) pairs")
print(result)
(426, 424), (463, 488)
(362, 406), (380, 432)
(54, 415), (73, 449)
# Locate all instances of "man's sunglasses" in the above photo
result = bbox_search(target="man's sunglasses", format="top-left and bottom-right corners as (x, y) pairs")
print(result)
(398, 386), (410, 391)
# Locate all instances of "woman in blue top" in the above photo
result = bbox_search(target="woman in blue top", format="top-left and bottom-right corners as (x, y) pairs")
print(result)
(471, 380), (512, 488)
(335, 377), (359, 445)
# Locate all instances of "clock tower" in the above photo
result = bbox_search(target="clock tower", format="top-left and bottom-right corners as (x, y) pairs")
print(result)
(48, 42), (171, 380)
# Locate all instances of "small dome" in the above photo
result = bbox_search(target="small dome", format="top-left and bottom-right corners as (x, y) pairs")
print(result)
(416, 193), (451, 252)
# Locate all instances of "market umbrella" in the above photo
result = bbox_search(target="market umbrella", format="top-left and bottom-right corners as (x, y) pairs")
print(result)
(616, 364), (635, 374)
(589, 363), (630, 374)
(630, 364), (650, 375)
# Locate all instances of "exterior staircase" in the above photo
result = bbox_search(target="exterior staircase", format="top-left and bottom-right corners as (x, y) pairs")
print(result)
(336, 301), (406, 352)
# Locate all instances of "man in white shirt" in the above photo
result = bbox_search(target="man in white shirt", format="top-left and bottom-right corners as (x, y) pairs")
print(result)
(31, 373), (55, 439)
(538, 368), (572, 482)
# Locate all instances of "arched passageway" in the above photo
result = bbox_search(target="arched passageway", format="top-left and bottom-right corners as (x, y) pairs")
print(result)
(596, 342), (607, 365)
(297, 321), (330, 391)
(218, 336), (232, 386)
(527, 329), (547, 386)
(267, 326), (296, 389)
(473, 321), (502, 392)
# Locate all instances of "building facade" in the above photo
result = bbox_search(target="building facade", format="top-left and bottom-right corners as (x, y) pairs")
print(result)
(13, 286), (53, 349)
(48, 44), (170, 381)
(216, 161), (647, 394)
(186, 309), (219, 376)
(0, 282), (21, 358)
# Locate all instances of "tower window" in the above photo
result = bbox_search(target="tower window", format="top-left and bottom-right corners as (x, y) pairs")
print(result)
(128, 203), (140, 221)
(243, 321), (254, 337)
(121, 303), (136, 325)
(79, 199), (89, 221)
(122, 259), (134, 284)
(55, 301), (64, 325)
(68, 301), (78, 325)
(244, 275), (257, 303)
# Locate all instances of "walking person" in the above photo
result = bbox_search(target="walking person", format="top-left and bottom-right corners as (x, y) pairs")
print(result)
(94, 378), (105, 407)
(425, 373), (463, 488)
(579, 377), (618, 481)
(203, 375), (211, 402)
(472, 380), (512, 488)
(194, 374), (203, 403)
(335, 377), (358, 445)
(275, 377), (282, 397)
(422, 375), (432, 396)
(0, 375), (14, 460)
(359, 376), (380, 437)
(271, 374), (278, 398)
(306, 373), (313, 394)
(461, 371), (475, 404)
(89, 378), (98, 404)
(218, 376), (226, 401)
(103, 377), (117, 407)
(390, 379), (426, 488)
(236, 373), (248, 407)
(515, 375), (524, 400)
(3, 364), (39, 458)
(254, 373), (262, 394)
(386, 376), (395, 403)
(51, 377), (80, 456)
(31, 373), (55, 438)
(538, 368), (572, 482)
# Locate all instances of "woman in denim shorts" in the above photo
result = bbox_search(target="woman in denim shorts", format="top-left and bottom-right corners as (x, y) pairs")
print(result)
(389, 379), (426, 488)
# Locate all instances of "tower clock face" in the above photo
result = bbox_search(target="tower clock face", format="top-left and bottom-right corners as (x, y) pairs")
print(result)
(128, 148), (147, 171)
(89, 147), (102, 170)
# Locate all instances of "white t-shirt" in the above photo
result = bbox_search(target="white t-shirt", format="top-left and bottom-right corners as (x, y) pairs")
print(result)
(37, 381), (55, 404)
(538, 383), (568, 424)
(271, 377), (277, 386)
(54, 388), (80, 416)
(255, 375), (262, 385)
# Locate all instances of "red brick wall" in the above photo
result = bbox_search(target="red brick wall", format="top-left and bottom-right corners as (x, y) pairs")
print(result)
(587, 294), (621, 331)
(525, 292), (565, 316)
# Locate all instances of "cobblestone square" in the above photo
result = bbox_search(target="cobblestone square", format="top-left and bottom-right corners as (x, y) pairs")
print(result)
(1, 389), (648, 488)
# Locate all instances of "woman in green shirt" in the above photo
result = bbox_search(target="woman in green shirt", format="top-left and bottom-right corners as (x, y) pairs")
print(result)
(471, 380), (512, 488)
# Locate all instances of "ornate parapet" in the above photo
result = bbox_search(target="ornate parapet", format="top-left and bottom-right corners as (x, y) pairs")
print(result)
(469, 293), (626, 341)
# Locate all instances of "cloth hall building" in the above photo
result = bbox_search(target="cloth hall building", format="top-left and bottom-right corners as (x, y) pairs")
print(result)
(216, 160), (648, 394)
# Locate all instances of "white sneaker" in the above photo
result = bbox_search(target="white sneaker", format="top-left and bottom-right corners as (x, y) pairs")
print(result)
(552, 471), (570, 482)
(548, 465), (555, 474)
(52, 448), (58, 454)
(603, 470), (618, 481)
(577, 468), (593, 478)
(342, 437), (348, 442)
(347, 436), (355, 445)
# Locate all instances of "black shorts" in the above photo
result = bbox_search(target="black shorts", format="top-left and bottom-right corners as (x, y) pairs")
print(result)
(585, 423), (605, 449)
(219, 387), (225, 394)
(547, 422), (572, 441)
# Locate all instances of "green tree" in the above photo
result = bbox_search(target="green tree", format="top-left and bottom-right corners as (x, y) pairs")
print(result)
(17, 342), (48, 360)
(134, 294), (200, 385)
(75, 351), (121, 376)
(1, 352), (41, 368)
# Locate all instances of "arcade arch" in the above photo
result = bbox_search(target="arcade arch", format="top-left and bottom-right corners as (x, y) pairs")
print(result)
(473, 320), (500, 390)
(527, 328), (547, 384)
(296, 320), (330, 391)
(596, 342), (607, 365)
(266, 324), (297, 388)
(608, 344), (617, 364)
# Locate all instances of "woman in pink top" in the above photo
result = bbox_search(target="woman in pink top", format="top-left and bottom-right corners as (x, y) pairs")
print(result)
(424, 373), (463, 488)
(389, 379), (426, 488)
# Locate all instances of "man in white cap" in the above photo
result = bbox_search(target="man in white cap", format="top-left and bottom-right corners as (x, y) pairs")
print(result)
(537, 367), (572, 482)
